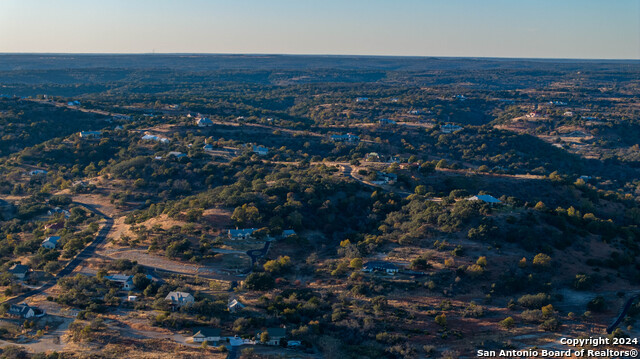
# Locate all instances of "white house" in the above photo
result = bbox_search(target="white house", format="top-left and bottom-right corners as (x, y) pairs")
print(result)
(8, 264), (29, 280)
(196, 117), (213, 127)
(355, 97), (369, 102)
(42, 236), (60, 249)
(228, 228), (257, 240)
(252, 145), (268, 156)
(142, 134), (170, 143)
(191, 328), (222, 343)
(203, 144), (214, 151)
(371, 172), (397, 185)
(8, 304), (45, 319)
(256, 328), (287, 346)
(467, 194), (502, 204)
(330, 133), (359, 143)
(228, 298), (245, 313)
(165, 291), (195, 307)
(441, 124), (463, 134)
(79, 131), (102, 139)
(362, 261), (399, 274)
(105, 274), (134, 290)
(168, 151), (187, 159)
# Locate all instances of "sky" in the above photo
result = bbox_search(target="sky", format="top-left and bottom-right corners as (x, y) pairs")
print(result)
(1, 0), (639, 59)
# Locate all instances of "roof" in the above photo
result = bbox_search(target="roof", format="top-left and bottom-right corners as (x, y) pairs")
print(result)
(468, 195), (501, 203)
(266, 328), (287, 338)
(196, 117), (213, 124)
(8, 264), (29, 275)
(9, 304), (33, 316)
(165, 291), (194, 302)
(282, 229), (296, 236)
(363, 261), (398, 270)
(228, 299), (245, 309)
(193, 327), (221, 338)
(228, 228), (257, 237)
(43, 236), (60, 245)
(105, 274), (133, 283)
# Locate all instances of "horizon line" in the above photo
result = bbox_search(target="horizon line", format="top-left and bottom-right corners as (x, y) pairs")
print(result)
(0, 52), (639, 62)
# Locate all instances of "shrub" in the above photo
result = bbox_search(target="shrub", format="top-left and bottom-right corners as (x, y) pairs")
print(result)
(517, 293), (551, 309)
(500, 316), (515, 329)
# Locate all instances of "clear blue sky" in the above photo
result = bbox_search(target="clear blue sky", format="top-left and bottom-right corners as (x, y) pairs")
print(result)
(1, 0), (638, 59)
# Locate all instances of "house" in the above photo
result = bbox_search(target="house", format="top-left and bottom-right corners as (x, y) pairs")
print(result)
(563, 111), (574, 117)
(67, 100), (81, 106)
(378, 118), (396, 125)
(256, 327), (287, 346)
(127, 295), (138, 301)
(282, 229), (296, 238)
(228, 228), (257, 240)
(29, 169), (48, 176)
(287, 341), (302, 348)
(48, 207), (71, 218)
(203, 144), (214, 151)
(228, 299), (245, 313)
(41, 236), (60, 249)
(8, 264), (29, 280)
(196, 117), (213, 127)
(362, 261), (399, 274)
(549, 101), (567, 106)
(355, 97), (369, 102)
(105, 274), (134, 290)
(253, 145), (269, 156)
(79, 131), (102, 139)
(114, 125), (124, 130)
(578, 175), (592, 182)
(373, 172), (397, 185)
(467, 194), (502, 204)
(8, 304), (45, 319)
(441, 124), (463, 134)
(330, 133), (359, 143)
(191, 328), (222, 343)
(142, 134), (170, 143)
(527, 112), (540, 118)
(408, 110), (421, 115)
(365, 153), (381, 162)
(165, 291), (195, 307)
(168, 151), (187, 159)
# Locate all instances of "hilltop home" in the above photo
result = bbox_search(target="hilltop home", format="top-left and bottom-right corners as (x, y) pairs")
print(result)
(362, 261), (399, 274)
(378, 118), (396, 125)
(371, 172), (397, 185)
(228, 298), (245, 313)
(8, 264), (29, 280)
(142, 134), (170, 143)
(8, 304), (45, 319)
(256, 327), (287, 346)
(441, 124), (463, 134)
(467, 194), (502, 204)
(29, 170), (48, 176)
(168, 151), (187, 159)
(252, 145), (268, 156)
(191, 328), (222, 343)
(196, 117), (213, 127)
(203, 144), (214, 151)
(330, 133), (359, 143)
(105, 274), (135, 290)
(228, 228), (257, 240)
(41, 236), (60, 249)
(165, 291), (195, 308)
(79, 131), (102, 139)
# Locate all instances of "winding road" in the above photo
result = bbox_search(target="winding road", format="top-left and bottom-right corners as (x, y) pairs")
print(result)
(5, 202), (113, 304)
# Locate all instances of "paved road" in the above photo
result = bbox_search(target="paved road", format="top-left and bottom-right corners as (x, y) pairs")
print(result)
(5, 202), (113, 304)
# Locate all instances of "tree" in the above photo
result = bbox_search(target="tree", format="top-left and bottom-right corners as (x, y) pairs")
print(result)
(414, 185), (427, 196)
(500, 317), (515, 329)
(133, 273), (151, 290)
(435, 313), (447, 327)
(349, 258), (363, 270)
(260, 331), (270, 343)
(532, 253), (551, 268)
(243, 272), (275, 291)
